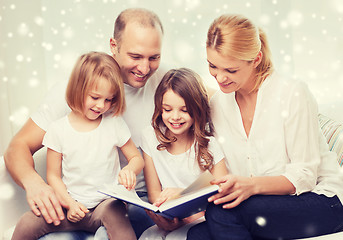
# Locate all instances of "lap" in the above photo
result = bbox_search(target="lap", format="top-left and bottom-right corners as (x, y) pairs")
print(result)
(206, 193), (343, 239)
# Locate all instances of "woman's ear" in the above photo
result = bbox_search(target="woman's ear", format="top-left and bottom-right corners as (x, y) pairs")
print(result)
(253, 51), (263, 68)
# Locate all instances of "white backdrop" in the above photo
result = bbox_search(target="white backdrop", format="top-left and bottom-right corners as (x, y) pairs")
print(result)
(1, 0), (343, 156)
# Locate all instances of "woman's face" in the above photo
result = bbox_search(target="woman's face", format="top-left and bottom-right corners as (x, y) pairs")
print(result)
(206, 47), (258, 94)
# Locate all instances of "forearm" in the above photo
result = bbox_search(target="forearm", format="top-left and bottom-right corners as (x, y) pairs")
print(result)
(252, 175), (295, 195)
(47, 175), (74, 207)
(4, 141), (44, 189)
(125, 156), (145, 175)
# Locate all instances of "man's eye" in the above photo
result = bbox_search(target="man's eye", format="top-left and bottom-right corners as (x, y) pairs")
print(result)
(130, 55), (141, 60)
(150, 56), (160, 61)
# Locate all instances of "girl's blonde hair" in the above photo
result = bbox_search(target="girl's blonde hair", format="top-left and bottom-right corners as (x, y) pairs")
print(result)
(152, 68), (215, 171)
(207, 14), (274, 92)
(66, 51), (125, 116)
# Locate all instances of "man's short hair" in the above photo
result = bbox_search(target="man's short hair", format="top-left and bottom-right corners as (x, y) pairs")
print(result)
(113, 8), (163, 48)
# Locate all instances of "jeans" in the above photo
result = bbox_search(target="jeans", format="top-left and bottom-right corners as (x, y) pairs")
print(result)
(39, 231), (93, 240)
(128, 191), (155, 238)
(187, 193), (343, 240)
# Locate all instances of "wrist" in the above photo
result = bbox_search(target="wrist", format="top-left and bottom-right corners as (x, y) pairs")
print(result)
(250, 176), (260, 195)
(22, 172), (46, 191)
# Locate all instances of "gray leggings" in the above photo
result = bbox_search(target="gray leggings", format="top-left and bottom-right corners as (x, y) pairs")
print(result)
(12, 198), (136, 240)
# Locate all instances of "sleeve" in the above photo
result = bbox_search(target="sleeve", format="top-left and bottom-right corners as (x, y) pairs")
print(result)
(140, 126), (153, 156)
(42, 121), (63, 153)
(281, 81), (321, 195)
(30, 80), (70, 131)
(113, 116), (131, 147)
(208, 136), (225, 165)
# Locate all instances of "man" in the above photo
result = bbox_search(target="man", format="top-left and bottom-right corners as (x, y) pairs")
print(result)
(4, 8), (165, 239)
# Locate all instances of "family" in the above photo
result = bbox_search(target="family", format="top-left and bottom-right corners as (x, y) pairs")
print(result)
(4, 7), (343, 240)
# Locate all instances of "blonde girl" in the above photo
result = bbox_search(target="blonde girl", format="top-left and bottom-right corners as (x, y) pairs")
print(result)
(12, 52), (144, 240)
(139, 68), (228, 240)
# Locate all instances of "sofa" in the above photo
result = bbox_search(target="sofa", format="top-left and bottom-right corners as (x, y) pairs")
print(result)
(1, 113), (343, 240)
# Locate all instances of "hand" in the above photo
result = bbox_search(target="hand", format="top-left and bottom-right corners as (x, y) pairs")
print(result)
(67, 201), (89, 223)
(26, 180), (66, 225)
(145, 210), (183, 231)
(118, 167), (136, 191)
(208, 174), (255, 209)
(154, 188), (183, 207)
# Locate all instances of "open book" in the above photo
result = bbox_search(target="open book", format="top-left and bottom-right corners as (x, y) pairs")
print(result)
(98, 170), (219, 219)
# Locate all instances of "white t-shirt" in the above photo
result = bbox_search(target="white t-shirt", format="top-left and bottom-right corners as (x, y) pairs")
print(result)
(31, 67), (167, 192)
(210, 72), (343, 203)
(42, 114), (130, 209)
(140, 126), (225, 189)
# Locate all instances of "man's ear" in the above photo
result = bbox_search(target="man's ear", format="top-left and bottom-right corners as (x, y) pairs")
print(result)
(109, 38), (118, 56)
(253, 51), (263, 68)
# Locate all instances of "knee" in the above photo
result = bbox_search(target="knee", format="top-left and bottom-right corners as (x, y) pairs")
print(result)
(13, 211), (44, 239)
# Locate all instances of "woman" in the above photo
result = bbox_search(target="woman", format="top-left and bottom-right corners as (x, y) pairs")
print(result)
(187, 14), (343, 240)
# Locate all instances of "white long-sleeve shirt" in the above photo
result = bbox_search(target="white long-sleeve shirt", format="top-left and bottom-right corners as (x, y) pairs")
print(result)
(210, 73), (343, 203)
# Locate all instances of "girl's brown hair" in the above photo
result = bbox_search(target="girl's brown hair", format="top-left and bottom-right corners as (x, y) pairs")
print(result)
(66, 51), (125, 116)
(207, 14), (274, 92)
(152, 68), (214, 170)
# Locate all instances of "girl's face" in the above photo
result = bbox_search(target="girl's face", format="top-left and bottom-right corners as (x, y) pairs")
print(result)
(83, 78), (115, 120)
(206, 47), (258, 94)
(161, 89), (194, 139)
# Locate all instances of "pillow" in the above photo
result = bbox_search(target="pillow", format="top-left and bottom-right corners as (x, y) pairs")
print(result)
(318, 114), (343, 166)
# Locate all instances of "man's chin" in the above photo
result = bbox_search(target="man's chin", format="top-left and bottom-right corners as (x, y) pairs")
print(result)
(125, 79), (148, 89)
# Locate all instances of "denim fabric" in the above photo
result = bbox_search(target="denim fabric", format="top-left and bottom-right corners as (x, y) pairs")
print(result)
(187, 193), (343, 240)
(39, 231), (93, 240)
(128, 191), (155, 238)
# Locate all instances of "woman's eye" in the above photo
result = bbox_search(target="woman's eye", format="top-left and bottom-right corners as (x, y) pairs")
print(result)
(91, 96), (98, 100)
(227, 69), (237, 74)
(163, 109), (171, 112)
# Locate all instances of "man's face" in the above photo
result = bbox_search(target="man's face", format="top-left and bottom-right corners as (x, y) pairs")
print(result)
(110, 22), (163, 89)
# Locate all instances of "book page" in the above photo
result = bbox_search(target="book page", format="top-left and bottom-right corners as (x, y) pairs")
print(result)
(179, 170), (215, 196)
(98, 184), (158, 212)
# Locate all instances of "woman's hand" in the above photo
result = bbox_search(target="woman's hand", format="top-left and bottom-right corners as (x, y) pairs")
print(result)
(154, 188), (183, 207)
(145, 210), (183, 231)
(67, 201), (89, 223)
(118, 166), (137, 191)
(209, 174), (256, 209)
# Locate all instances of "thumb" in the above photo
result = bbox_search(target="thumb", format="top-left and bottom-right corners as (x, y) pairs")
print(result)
(80, 204), (89, 213)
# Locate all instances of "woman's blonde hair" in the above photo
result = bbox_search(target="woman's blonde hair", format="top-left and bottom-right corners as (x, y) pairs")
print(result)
(152, 68), (215, 171)
(66, 51), (125, 116)
(207, 14), (273, 91)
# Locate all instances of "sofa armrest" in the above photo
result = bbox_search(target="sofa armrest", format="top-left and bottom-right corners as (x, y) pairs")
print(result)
(0, 148), (47, 238)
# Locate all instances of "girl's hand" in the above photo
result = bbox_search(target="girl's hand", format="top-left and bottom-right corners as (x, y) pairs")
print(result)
(208, 174), (256, 209)
(118, 167), (136, 191)
(67, 201), (89, 223)
(145, 210), (183, 231)
(154, 188), (183, 207)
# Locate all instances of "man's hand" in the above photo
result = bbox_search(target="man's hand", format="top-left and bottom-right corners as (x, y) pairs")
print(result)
(26, 180), (66, 225)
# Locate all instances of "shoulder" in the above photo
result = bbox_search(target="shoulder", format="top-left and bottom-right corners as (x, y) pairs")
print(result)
(141, 125), (155, 139)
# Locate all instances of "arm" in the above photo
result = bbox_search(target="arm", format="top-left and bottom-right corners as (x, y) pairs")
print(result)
(210, 159), (229, 178)
(119, 138), (145, 190)
(4, 118), (65, 225)
(143, 151), (163, 204)
(209, 174), (295, 209)
(46, 148), (88, 222)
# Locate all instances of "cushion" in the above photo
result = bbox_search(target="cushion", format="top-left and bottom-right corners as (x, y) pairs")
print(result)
(318, 114), (343, 166)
